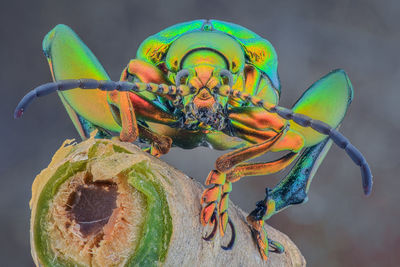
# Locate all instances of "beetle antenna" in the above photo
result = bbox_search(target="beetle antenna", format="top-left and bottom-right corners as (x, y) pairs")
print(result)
(218, 69), (233, 87)
(215, 86), (373, 196)
(175, 69), (190, 87)
(14, 79), (192, 119)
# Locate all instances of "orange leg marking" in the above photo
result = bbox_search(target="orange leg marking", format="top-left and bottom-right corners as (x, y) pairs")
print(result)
(201, 128), (292, 245)
(215, 129), (286, 173)
(227, 152), (298, 183)
(201, 126), (306, 255)
(118, 91), (138, 142)
(107, 90), (139, 143)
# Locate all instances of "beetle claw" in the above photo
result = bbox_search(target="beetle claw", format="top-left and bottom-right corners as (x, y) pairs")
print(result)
(203, 212), (218, 241)
(221, 218), (235, 250)
(201, 170), (236, 247)
(268, 239), (284, 254)
(200, 202), (216, 225)
(246, 214), (285, 260)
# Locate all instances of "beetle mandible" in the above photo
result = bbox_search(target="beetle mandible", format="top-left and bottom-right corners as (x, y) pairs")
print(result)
(15, 19), (372, 261)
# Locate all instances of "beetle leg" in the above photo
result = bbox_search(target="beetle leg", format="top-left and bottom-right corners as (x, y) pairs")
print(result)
(226, 152), (297, 183)
(217, 109), (305, 258)
(214, 127), (287, 173)
(224, 134), (301, 260)
(122, 59), (169, 85)
(247, 214), (270, 260)
(107, 90), (139, 142)
(200, 171), (236, 247)
(120, 59), (175, 154)
(120, 59), (175, 102)
(225, 111), (304, 181)
(247, 137), (334, 260)
(201, 128), (298, 247)
(137, 124), (172, 157)
(246, 189), (285, 261)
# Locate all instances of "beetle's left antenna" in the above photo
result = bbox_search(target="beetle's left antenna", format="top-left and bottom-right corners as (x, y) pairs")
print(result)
(215, 85), (373, 196)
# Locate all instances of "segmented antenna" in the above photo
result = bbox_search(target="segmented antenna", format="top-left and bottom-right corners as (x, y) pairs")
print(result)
(14, 79), (190, 119)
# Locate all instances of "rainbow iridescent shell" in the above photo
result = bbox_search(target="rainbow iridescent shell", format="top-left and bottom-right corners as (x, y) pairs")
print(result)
(136, 19), (280, 91)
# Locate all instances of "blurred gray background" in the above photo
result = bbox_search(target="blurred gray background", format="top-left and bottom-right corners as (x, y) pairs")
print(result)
(1, 0), (399, 266)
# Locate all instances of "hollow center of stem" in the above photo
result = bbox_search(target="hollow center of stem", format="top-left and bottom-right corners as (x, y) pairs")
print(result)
(67, 181), (117, 237)
(45, 143), (147, 266)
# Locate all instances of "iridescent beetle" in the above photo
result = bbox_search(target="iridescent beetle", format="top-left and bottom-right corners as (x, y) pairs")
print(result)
(15, 20), (372, 261)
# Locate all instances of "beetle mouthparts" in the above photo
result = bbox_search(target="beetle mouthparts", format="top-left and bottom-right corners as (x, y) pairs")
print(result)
(184, 100), (226, 131)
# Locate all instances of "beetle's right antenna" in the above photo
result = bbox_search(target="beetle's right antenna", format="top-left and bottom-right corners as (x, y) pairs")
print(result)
(14, 79), (192, 119)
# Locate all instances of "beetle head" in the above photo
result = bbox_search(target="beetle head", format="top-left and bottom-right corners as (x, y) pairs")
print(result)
(171, 50), (235, 130)
(162, 31), (245, 130)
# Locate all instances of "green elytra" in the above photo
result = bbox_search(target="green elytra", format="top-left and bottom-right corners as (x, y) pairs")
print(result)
(16, 19), (372, 263)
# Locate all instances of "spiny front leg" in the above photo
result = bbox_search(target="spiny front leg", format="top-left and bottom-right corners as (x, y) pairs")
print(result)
(106, 90), (138, 142)
(218, 114), (303, 258)
(200, 129), (287, 249)
(226, 151), (299, 259)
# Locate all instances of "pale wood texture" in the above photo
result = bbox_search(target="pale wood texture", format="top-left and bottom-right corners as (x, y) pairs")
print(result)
(30, 137), (306, 267)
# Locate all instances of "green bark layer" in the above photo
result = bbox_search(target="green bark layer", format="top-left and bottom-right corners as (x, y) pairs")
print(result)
(31, 141), (172, 266)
